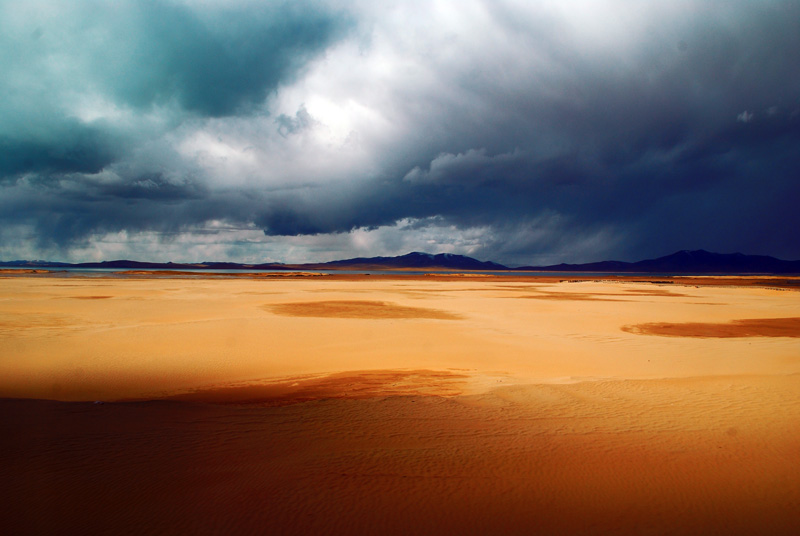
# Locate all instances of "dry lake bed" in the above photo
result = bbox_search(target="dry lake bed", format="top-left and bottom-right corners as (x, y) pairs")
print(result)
(2, 272), (799, 534)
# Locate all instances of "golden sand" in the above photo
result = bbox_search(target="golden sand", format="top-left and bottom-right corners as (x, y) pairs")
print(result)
(1, 273), (799, 534)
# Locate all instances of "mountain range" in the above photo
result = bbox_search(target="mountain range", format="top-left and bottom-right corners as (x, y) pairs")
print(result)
(2, 250), (800, 274)
(515, 250), (800, 274)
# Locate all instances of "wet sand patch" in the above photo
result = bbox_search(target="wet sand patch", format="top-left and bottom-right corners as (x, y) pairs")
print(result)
(265, 300), (460, 320)
(517, 286), (688, 301)
(622, 317), (800, 338)
(622, 288), (688, 297)
(519, 291), (625, 301)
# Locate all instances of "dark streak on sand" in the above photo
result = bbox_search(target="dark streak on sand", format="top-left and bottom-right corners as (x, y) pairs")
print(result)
(265, 300), (461, 320)
(159, 370), (469, 406)
(622, 317), (800, 338)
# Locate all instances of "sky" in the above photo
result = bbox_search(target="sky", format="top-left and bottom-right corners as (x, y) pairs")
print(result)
(1, 0), (799, 266)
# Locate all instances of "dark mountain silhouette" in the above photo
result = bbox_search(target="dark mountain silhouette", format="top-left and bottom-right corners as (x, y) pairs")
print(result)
(2, 250), (799, 273)
(306, 252), (508, 271)
(516, 250), (800, 274)
(0, 260), (72, 267)
(0, 253), (506, 271)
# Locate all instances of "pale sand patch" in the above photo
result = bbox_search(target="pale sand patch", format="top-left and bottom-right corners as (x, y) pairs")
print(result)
(623, 316), (800, 337)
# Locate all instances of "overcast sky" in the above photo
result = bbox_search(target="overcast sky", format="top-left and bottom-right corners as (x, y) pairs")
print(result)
(2, 0), (799, 265)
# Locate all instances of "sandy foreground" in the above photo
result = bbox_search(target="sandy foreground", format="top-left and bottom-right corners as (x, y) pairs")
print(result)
(1, 273), (799, 534)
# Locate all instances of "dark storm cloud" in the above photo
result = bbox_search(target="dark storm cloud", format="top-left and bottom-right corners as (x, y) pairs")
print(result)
(0, 0), (354, 258)
(85, 1), (350, 117)
(0, 0), (351, 177)
(2, 0), (800, 263)
(345, 0), (800, 262)
(0, 123), (121, 178)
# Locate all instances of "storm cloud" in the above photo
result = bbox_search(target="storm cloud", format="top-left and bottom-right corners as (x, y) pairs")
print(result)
(1, 0), (799, 264)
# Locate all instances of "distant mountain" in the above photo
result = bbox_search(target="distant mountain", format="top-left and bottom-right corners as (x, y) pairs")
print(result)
(0, 260), (72, 267)
(516, 250), (800, 274)
(74, 260), (197, 269)
(308, 252), (508, 271)
(0, 253), (506, 271)
(0, 259), (272, 270)
(66, 260), (284, 270)
(3, 250), (799, 274)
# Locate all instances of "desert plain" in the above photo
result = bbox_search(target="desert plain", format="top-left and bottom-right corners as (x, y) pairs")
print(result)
(1, 271), (799, 535)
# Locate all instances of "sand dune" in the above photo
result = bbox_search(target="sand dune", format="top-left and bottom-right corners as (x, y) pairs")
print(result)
(1, 273), (799, 534)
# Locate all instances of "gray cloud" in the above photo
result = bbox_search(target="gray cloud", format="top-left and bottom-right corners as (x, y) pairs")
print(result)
(1, 0), (799, 264)
(0, 122), (121, 178)
(0, 0), (351, 176)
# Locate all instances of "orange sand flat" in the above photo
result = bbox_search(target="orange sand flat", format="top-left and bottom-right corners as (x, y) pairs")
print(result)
(1, 274), (799, 534)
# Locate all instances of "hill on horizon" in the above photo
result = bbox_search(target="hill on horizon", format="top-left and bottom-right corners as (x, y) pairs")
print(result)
(517, 249), (800, 274)
(2, 250), (800, 274)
